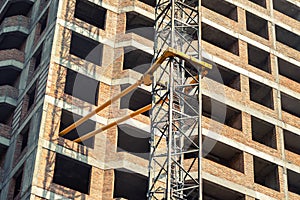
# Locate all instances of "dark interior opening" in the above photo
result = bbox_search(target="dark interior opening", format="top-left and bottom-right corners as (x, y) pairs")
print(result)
(202, 23), (239, 55)
(281, 92), (300, 118)
(20, 123), (29, 152)
(246, 11), (269, 39)
(39, 9), (48, 35)
(284, 129), (300, 155)
(13, 169), (23, 198)
(251, 116), (276, 149)
(273, 0), (300, 22)
(123, 47), (152, 73)
(249, 79), (273, 109)
(33, 46), (42, 70)
(287, 169), (300, 195)
(278, 58), (300, 84)
(248, 0), (266, 8)
(202, 0), (237, 21)
(70, 32), (103, 66)
(276, 25), (300, 52)
(247, 43), (270, 73)
(0, 66), (21, 87)
(75, 0), (106, 29)
(59, 109), (95, 148)
(53, 153), (91, 194)
(253, 156), (280, 191)
(1, 1), (33, 20)
(138, 0), (156, 7)
(27, 83), (36, 111)
(64, 68), (99, 105)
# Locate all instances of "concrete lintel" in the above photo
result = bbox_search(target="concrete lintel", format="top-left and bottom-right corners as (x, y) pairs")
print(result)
(0, 26), (29, 36)
(0, 60), (23, 70)
(114, 38), (154, 55)
(0, 96), (17, 107)
(119, 6), (155, 20)
(0, 136), (9, 146)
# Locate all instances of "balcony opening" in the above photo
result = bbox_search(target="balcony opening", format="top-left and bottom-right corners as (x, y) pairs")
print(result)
(247, 44), (270, 73)
(0, 67), (21, 87)
(284, 129), (300, 155)
(123, 47), (152, 73)
(53, 153), (91, 194)
(139, 0), (156, 7)
(273, 0), (300, 22)
(206, 64), (240, 91)
(278, 58), (300, 84)
(13, 169), (23, 198)
(249, 79), (273, 109)
(27, 83), (36, 111)
(248, 0), (266, 8)
(126, 12), (155, 41)
(202, 0), (237, 21)
(287, 169), (300, 195)
(251, 116), (276, 149)
(70, 32), (103, 65)
(0, 32), (27, 50)
(276, 25), (300, 52)
(117, 125), (150, 159)
(2, 1), (33, 19)
(64, 69), (99, 105)
(254, 156), (280, 191)
(281, 92), (300, 118)
(114, 169), (148, 200)
(202, 180), (245, 200)
(202, 95), (242, 131)
(39, 9), (48, 35)
(246, 11), (269, 39)
(202, 23), (239, 55)
(75, 0), (106, 29)
(120, 85), (152, 117)
(59, 109), (95, 148)
(0, 103), (15, 125)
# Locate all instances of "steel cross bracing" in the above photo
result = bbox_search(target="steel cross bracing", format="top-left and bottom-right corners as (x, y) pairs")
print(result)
(148, 0), (203, 199)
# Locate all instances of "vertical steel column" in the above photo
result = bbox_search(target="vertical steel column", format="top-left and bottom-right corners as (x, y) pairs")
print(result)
(148, 0), (202, 199)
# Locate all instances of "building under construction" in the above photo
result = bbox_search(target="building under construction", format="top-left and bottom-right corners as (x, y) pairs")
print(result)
(1, 0), (300, 199)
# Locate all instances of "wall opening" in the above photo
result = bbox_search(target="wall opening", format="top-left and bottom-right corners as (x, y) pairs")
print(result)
(202, 0), (237, 21)
(251, 116), (276, 149)
(117, 126), (150, 159)
(249, 79), (273, 109)
(281, 92), (300, 118)
(64, 68), (99, 105)
(70, 32), (103, 65)
(247, 43), (270, 73)
(20, 123), (29, 152)
(287, 169), (300, 195)
(253, 156), (280, 191)
(139, 0), (156, 7)
(53, 153), (91, 194)
(126, 12), (155, 41)
(33, 46), (42, 70)
(276, 25), (300, 52)
(202, 95), (242, 131)
(13, 169), (23, 198)
(114, 169), (148, 200)
(206, 64), (241, 91)
(1, 1), (32, 20)
(75, 0), (106, 29)
(39, 9), (48, 35)
(273, 0), (300, 22)
(202, 23), (239, 55)
(278, 58), (300, 84)
(248, 0), (266, 8)
(123, 47), (152, 73)
(27, 83), (36, 111)
(246, 11), (269, 39)
(284, 129), (300, 155)
(120, 85), (152, 116)
(0, 67), (21, 87)
(59, 109), (95, 148)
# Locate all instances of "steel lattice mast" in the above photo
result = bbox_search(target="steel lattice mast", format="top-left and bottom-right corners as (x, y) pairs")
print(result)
(148, 0), (203, 199)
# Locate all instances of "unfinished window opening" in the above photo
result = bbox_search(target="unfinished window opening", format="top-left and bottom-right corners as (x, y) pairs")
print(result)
(273, 0), (300, 22)
(202, 0), (237, 21)
(281, 92), (300, 118)
(254, 156), (280, 191)
(284, 129), (300, 155)
(20, 123), (29, 152)
(123, 47), (152, 73)
(276, 25), (300, 52)
(64, 69), (99, 105)
(202, 180), (245, 200)
(202, 23), (239, 55)
(278, 58), (300, 84)
(114, 169), (148, 200)
(33, 46), (42, 70)
(287, 169), (300, 195)
(251, 116), (276, 149)
(126, 12), (155, 41)
(246, 11), (269, 39)
(70, 32), (103, 65)
(206, 64), (240, 91)
(27, 83), (36, 111)
(248, 0), (266, 8)
(2, 1), (33, 19)
(139, 0), (156, 7)
(120, 85), (152, 116)
(59, 109), (95, 148)
(247, 43), (270, 73)
(13, 169), (23, 198)
(0, 67), (21, 87)
(202, 95), (242, 131)
(249, 79), (273, 109)
(75, 0), (106, 29)
(53, 153), (91, 194)
(117, 126), (150, 159)
(39, 9), (48, 35)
